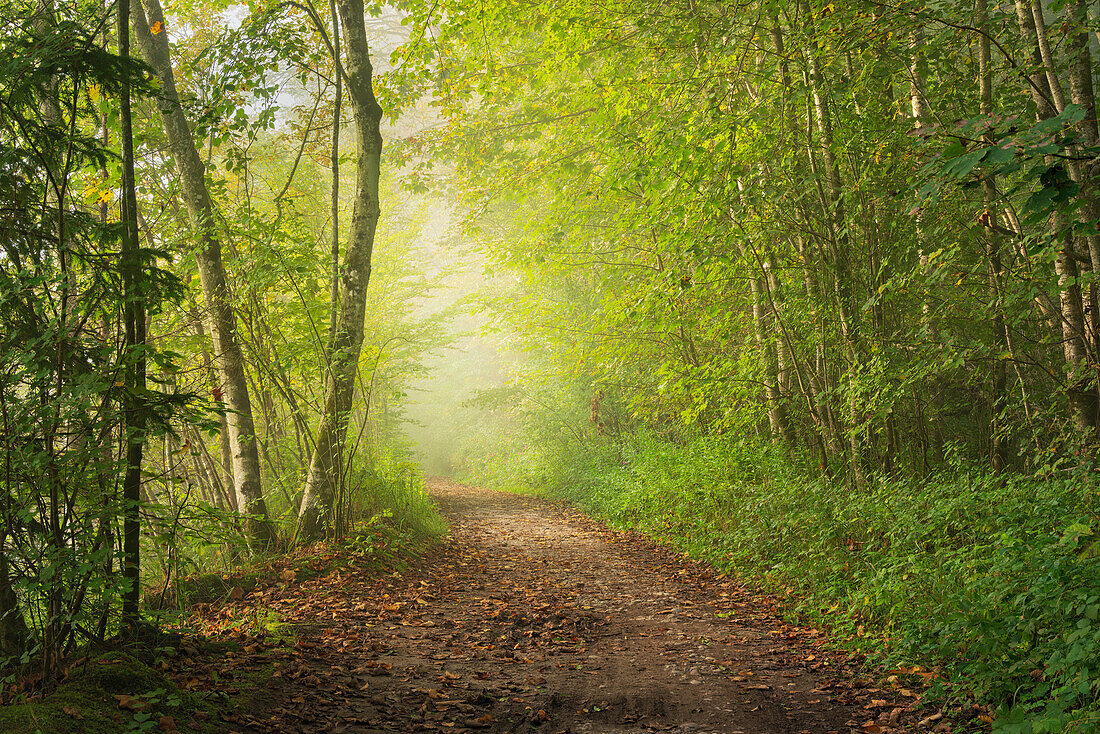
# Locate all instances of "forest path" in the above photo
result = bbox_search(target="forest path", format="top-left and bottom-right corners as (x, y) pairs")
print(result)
(234, 479), (919, 734)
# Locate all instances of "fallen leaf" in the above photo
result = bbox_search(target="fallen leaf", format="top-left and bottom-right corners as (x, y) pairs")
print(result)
(114, 694), (150, 712)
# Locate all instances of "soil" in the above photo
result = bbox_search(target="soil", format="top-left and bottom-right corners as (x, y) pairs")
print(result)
(226, 480), (931, 734)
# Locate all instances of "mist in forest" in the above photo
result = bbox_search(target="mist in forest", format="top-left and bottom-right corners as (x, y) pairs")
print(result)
(399, 203), (513, 479)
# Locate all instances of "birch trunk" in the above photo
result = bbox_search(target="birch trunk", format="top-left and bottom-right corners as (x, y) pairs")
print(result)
(297, 0), (383, 542)
(133, 0), (275, 549)
(1013, 0), (1098, 431)
(806, 50), (866, 482)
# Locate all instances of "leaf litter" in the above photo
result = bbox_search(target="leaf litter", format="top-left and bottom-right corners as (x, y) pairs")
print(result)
(171, 479), (962, 734)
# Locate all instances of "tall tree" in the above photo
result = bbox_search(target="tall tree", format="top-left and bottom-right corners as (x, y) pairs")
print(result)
(132, 0), (276, 550)
(118, 0), (145, 631)
(976, 0), (1009, 472)
(297, 0), (383, 542)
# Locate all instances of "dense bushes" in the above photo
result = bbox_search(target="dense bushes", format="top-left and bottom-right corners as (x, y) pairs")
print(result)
(496, 433), (1100, 732)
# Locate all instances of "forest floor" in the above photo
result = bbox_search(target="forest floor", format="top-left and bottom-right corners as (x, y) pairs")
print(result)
(199, 479), (947, 734)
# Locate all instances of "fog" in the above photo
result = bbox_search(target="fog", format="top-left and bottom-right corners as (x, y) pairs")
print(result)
(399, 201), (515, 479)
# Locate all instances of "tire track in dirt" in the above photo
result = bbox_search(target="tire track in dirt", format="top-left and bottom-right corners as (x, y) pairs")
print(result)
(233, 479), (921, 734)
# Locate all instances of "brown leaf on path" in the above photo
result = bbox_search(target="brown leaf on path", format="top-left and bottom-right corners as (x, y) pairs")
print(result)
(918, 711), (943, 727)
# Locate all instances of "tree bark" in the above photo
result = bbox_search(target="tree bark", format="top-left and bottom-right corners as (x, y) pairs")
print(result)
(1013, 0), (1098, 431)
(119, 0), (145, 631)
(978, 0), (1010, 472)
(297, 0), (383, 542)
(0, 550), (27, 661)
(133, 0), (275, 549)
(806, 49), (866, 482)
(329, 0), (343, 350)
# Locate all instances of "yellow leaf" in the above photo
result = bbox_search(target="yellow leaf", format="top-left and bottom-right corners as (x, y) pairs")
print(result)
(151, 20), (163, 34)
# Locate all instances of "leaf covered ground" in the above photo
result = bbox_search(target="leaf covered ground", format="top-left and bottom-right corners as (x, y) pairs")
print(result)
(3, 479), (976, 733)
(191, 480), (960, 734)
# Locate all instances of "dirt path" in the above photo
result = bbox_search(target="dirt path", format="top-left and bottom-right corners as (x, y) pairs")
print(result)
(231, 480), (923, 734)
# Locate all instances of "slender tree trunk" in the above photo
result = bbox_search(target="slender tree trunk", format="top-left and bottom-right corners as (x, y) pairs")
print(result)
(190, 310), (236, 505)
(1064, 0), (1100, 412)
(764, 253), (797, 442)
(133, 0), (275, 549)
(119, 0), (145, 632)
(1013, 0), (1098, 431)
(910, 25), (945, 467)
(0, 550), (27, 660)
(1030, 1), (1066, 113)
(1014, 0), (1058, 119)
(748, 266), (792, 444)
(978, 0), (1010, 472)
(806, 50), (866, 482)
(297, 0), (383, 542)
(1054, 223), (1096, 430)
(329, 0), (343, 350)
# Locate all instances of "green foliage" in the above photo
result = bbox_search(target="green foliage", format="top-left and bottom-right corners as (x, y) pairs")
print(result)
(343, 459), (447, 543)
(0, 0), (196, 678)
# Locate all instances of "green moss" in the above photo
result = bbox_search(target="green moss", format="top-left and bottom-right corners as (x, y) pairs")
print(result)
(0, 653), (219, 734)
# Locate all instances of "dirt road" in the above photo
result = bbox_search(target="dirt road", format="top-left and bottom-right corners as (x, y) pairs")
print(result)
(235, 480), (919, 733)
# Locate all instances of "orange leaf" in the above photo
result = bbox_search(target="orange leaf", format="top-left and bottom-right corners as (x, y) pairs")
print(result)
(151, 20), (163, 34)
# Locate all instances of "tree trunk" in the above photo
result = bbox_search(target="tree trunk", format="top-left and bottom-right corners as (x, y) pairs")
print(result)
(190, 309), (236, 507)
(297, 0), (383, 543)
(806, 49), (866, 482)
(329, 0), (343, 350)
(133, 0), (275, 549)
(748, 267), (792, 444)
(1013, 0), (1098, 431)
(978, 0), (1010, 472)
(119, 0), (145, 631)
(910, 26), (945, 467)
(0, 551), (27, 661)
(1064, 0), (1100, 400)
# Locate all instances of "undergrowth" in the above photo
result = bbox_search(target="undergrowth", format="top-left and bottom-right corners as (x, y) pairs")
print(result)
(486, 432), (1100, 733)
